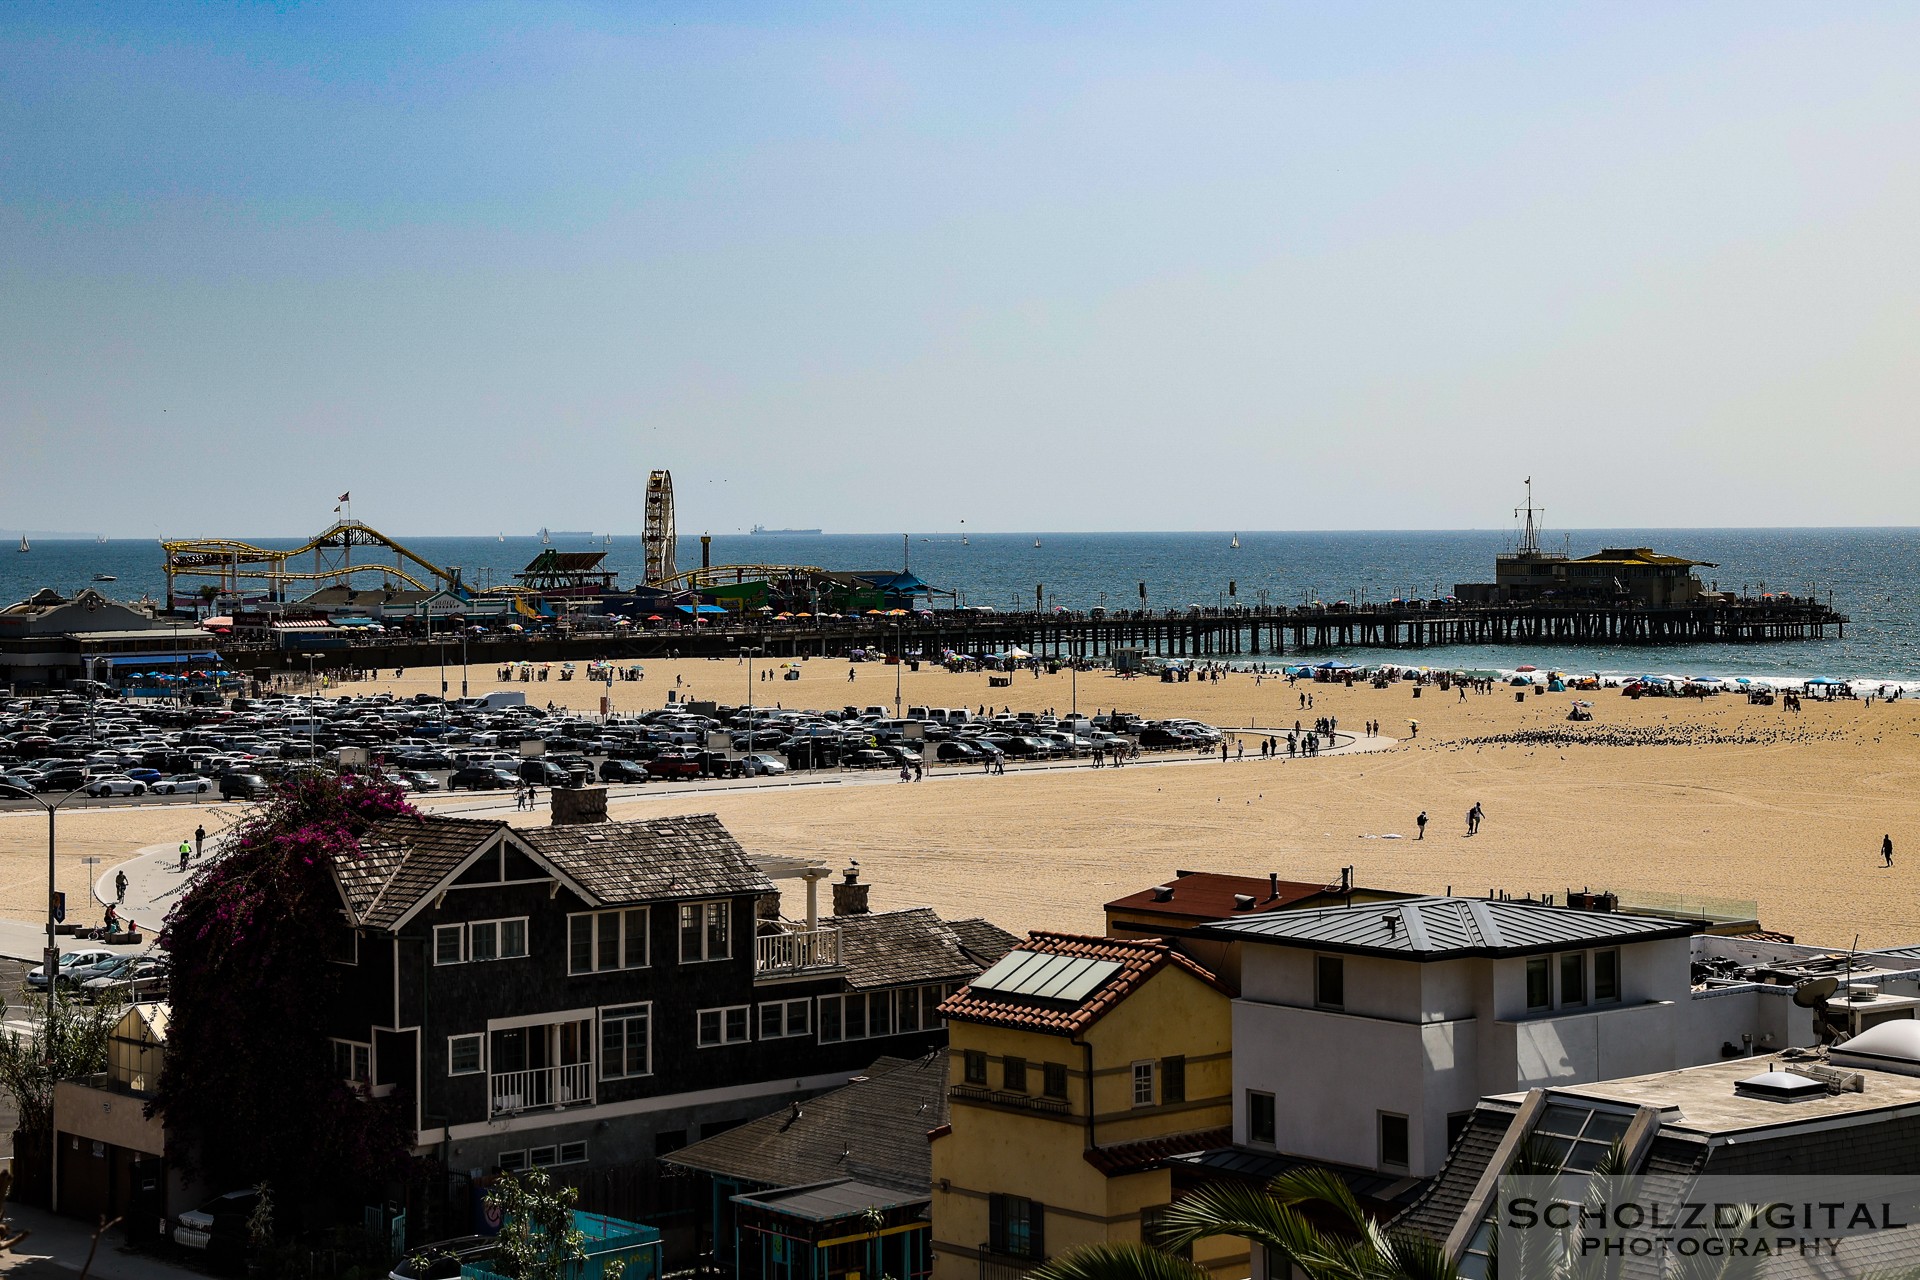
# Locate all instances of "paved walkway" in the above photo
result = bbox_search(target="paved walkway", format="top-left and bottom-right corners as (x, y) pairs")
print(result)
(0, 1203), (206, 1278)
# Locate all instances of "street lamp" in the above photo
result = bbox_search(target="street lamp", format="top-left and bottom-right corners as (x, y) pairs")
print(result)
(893, 621), (903, 719)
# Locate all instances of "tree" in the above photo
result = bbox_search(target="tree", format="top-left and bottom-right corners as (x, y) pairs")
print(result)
(0, 991), (125, 1194)
(153, 771), (416, 1204)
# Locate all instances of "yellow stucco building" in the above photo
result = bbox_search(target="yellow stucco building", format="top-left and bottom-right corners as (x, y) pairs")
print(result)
(929, 933), (1241, 1280)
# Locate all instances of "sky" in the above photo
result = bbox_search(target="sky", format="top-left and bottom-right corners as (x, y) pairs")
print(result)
(3, 3), (1918, 537)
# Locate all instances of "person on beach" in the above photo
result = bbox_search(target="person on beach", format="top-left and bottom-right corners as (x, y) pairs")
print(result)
(1884, 835), (1895, 868)
(115, 870), (127, 903)
(1416, 811), (1428, 840)
(1408, 720), (1418, 738)
(1467, 802), (1484, 836)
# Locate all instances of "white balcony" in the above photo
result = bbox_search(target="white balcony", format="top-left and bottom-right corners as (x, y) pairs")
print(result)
(755, 924), (843, 976)
(490, 1062), (593, 1117)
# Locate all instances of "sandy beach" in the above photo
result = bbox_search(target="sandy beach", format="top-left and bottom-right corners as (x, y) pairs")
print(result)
(7, 654), (1919, 949)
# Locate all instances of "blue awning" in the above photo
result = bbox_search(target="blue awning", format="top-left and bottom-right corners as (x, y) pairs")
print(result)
(675, 604), (729, 615)
(103, 652), (223, 666)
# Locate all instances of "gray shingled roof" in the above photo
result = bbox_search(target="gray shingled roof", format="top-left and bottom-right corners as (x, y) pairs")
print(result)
(835, 909), (1018, 990)
(521, 814), (772, 904)
(944, 917), (1022, 969)
(1391, 1105), (1514, 1242)
(349, 816), (504, 929)
(662, 1054), (946, 1193)
(1197, 896), (1701, 959)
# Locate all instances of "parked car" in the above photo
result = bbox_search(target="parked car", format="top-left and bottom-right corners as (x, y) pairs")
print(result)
(401, 770), (443, 792)
(644, 753), (702, 780)
(447, 766), (517, 791)
(518, 759), (571, 786)
(27, 948), (115, 992)
(844, 748), (894, 769)
(935, 740), (984, 762)
(151, 774), (213, 795)
(172, 1188), (261, 1263)
(83, 775), (147, 797)
(597, 759), (650, 784)
(218, 772), (268, 800)
(82, 956), (168, 1003)
(738, 753), (788, 777)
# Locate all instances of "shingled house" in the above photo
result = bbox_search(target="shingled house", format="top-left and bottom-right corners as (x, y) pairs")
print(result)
(319, 810), (1014, 1238)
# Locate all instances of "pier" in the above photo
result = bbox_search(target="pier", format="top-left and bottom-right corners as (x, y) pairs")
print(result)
(221, 597), (1848, 672)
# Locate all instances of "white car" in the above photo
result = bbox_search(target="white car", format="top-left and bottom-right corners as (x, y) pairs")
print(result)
(83, 775), (146, 797)
(739, 754), (788, 777)
(151, 775), (212, 795)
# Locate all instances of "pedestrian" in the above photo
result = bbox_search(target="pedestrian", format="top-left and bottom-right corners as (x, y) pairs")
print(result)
(115, 870), (128, 903)
(1884, 834), (1895, 868)
(1467, 802), (1483, 836)
(178, 840), (190, 872)
(1416, 811), (1428, 840)
(1220, 742), (1228, 763)
(900, 766), (911, 783)
(194, 823), (206, 860)
(1409, 720), (1419, 738)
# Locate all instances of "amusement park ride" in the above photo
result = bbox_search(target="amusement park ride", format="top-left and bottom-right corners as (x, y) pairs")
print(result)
(159, 469), (835, 612)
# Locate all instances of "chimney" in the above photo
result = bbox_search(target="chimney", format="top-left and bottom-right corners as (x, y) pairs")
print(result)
(832, 865), (870, 916)
(1232, 893), (1256, 911)
(1268, 872), (1279, 901)
(549, 786), (609, 826)
(1150, 885), (1174, 903)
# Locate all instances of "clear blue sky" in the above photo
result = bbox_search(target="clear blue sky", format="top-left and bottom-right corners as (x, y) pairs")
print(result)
(4, 3), (1918, 536)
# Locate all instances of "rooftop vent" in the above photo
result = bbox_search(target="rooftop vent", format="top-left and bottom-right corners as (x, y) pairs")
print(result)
(1830, 1018), (1920, 1077)
(1151, 885), (1175, 903)
(1233, 893), (1256, 911)
(1734, 1070), (1828, 1102)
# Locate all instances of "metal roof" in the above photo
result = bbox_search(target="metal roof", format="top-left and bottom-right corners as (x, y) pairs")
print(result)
(971, 951), (1123, 1002)
(1195, 895), (1701, 959)
(733, 1178), (929, 1223)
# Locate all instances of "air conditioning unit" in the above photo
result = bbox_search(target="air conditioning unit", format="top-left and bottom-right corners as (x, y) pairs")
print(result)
(1845, 984), (1881, 1002)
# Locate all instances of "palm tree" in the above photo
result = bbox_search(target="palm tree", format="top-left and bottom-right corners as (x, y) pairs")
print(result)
(1029, 1168), (1456, 1280)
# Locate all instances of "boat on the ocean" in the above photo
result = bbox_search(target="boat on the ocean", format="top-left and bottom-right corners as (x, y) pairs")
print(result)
(1231, 533), (1240, 549)
(749, 525), (822, 536)
(93, 573), (116, 582)
(1033, 538), (1042, 548)
(16, 536), (26, 554)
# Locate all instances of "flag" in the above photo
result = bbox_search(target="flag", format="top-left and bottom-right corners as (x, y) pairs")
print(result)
(337, 491), (351, 503)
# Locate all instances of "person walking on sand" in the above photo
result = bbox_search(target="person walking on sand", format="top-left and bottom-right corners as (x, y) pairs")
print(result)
(1885, 834), (1895, 868)
(1467, 802), (1484, 836)
(1416, 810), (1428, 840)
(1408, 719), (1418, 738)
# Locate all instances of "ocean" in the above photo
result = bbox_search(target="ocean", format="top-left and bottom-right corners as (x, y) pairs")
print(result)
(6, 528), (1918, 683)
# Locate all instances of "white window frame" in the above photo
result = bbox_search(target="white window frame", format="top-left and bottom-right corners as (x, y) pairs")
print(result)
(332, 1038), (372, 1086)
(448, 1033), (486, 1077)
(1131, 1060), (1155, 1107)
(679, 900), (732, 963)
(569, 908), (650, 976)
(697, 1004), (751, 1047)
(434, 917), (529, 965)
(1593, 948), (1622, 1003)
(599, 1003), (653, 1081)
(758, 998), (811, 1040)
(497, 1149), (528, 1173)
(817, 983), (954, 1044)
(530, 1144), (559, 1168)
(558, 1140), (588, 1165)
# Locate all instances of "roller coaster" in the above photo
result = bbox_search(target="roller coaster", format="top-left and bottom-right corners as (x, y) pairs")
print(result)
(161, 521), (460, 608)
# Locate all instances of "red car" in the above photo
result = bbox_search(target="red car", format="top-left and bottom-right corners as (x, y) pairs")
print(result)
(645, 753), (702, 780)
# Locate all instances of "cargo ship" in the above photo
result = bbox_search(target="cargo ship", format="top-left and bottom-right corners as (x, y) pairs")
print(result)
(750, 525), (822, 535)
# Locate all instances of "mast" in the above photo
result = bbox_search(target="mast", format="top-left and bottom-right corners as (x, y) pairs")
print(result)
(1514, 477), (1542, 557)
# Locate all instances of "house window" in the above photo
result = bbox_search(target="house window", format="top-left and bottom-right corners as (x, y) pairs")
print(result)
(497, 1150), (527, 1173)
(1002, 1056), (1027, 1092)
(963, 1050), (988, 1086)
(1161, 1055), (1186, 1105)
(327, 926), (359, 966)
(1594, 949), (1620, 1002)
(989, 1194), (1045, 1261)
(1131, 1061), (1155, 1107)
(1525, 956), (1552, 1010)
(559, 1141), (588, 1165)
(1560, 953), (1586, 1007)
(820, 996), (843, 1043)
(530, 1145), (559, 1168)
(448, 1034), (485, 1077)
(758, 999), (811, 1040)
(679, 900), (731, 963)
(570, 909), (649, 975)
(1248, 1090), (1276, 1145)
(697, 1005), (750, 1047)
(898, 986), (923, 1033)
(600, 1004), (652, 1080)
(1379, 1112), (1410, 1170)
(434, 918), (528, 965)
(1042, 1062), (1068, 1099)
(1315, 955), (1345, 1010)
(331, 1039), (371, 1085)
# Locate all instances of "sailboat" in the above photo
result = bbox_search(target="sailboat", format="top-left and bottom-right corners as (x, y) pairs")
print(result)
(1033, 538), (1042, 548)
(961, 534), (969, 546)
(497, 533), (505, 542)
(1231, 533), (1240, 549)
(16, 536), (27, 554)
(539, 527), (551, 545)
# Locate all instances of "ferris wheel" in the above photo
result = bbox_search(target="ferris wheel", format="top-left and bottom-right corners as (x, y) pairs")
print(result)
(643, 470), (677, 585)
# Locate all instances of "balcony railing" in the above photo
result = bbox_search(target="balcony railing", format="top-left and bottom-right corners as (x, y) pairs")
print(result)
(949, 1083), (1071, 1115)
(979, 1245), (1044, 1280)
(490, 1062), (593, 1117)
(755, 925), (843, 975)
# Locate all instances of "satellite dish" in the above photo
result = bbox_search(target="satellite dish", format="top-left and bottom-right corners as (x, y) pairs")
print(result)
(1793, 976), (1840, 1008)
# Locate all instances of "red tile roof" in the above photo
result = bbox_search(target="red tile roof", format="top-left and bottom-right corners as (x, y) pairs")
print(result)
(936, 932), (1228, 1037)
(1105, 871), (1344, 922)
(1083, 1126), (1234, 1176)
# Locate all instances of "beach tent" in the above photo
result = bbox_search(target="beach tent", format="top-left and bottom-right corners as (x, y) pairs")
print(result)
(1315, 660), (1356, 671)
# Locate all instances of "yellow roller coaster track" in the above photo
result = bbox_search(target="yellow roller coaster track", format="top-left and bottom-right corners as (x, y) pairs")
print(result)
(162, 520), (458, 604)
(656, 564), (829, 592)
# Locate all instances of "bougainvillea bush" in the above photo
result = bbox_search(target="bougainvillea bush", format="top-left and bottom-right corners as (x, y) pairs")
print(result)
(155, 771), (417, 1204)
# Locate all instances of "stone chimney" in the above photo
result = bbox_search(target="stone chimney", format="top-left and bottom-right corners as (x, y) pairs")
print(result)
(549, 786), (609, 826)
(832, 864), (870, 916)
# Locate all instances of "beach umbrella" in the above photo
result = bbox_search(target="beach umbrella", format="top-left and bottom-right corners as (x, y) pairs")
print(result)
(646, 614), (664, 622)
(796, 612), (812, 618)
(1735, 677), (1752, 684)
(1515, 664), (1537, 672)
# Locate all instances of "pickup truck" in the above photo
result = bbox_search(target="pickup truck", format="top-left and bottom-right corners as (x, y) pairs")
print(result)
(645, 753), (703, 780)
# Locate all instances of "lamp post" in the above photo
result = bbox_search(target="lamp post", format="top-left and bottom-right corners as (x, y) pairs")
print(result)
(894, 620), (903, 720)
(0, 780), (87, 1195)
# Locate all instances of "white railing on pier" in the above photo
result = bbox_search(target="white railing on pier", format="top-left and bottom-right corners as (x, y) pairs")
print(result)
(490, 1062), (593, 1116)
(756, 925), (842, 974)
